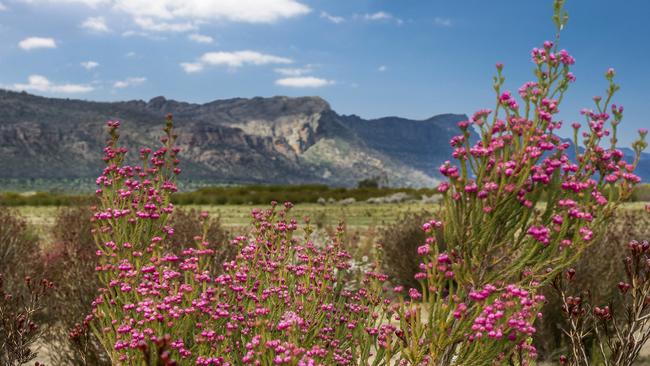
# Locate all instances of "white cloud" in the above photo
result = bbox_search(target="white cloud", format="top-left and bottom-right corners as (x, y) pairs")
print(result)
(182, 50), (292, 72)
(363, 11), (392, 21)
(320, 11), (343, 24)
(358, 11), (403, 24)
(434, 17), (452, 27)
(201, 51), (291, 67)
(18, 37), (57, 50)
(378, 65), (387, 72)
(188, 33), (214, 43)
(125, 51), (136, 57)
(20, 0), (310, 33)
(113, 76), (146, 88)
(274, 67), (311, 76)
(81, 16), (110, 32)
(121, 30), (167, 40)
(133, 17), (196, 32)
(81, 61), (99, 69)
(0, 2), (7, 11)
(113, 0), (310, 24)
(180, 62), (204, 73)
(18, 0), (108, 6)
(275, 76), (333, 88)
(12, 75), (93, 93)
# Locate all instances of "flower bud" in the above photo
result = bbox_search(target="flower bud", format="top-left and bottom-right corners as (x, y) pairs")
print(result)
(565, 268), (576, 281)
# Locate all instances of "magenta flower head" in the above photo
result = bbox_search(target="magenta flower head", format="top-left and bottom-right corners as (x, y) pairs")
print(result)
(409, 288), (422, 300)
(566, 72), (576, 83)
(457, 120), (470, 130)
(558, 49), (575, 65)
(639, 128), (648, 137)
(571, 122), (581, 130)
(417, 244), (431, 256)
(496, 62), (504, 71)
(437, 182), (450, 193)
(606, 67), (616, 79)
(106, 120), (120, 129)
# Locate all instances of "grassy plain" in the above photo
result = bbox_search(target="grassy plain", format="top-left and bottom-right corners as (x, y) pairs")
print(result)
(16, 202), (434, 241)
(16, 201), (648, 242)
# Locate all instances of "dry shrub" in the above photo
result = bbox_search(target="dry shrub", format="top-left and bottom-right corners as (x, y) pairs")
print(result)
(632, 184), (650, 201)
(42, 205), (109, 366)
(0, 208), (41, 284)
(0, 275), (53, 366)
(168, 208), (234, 271)
(534, 208), (650, 360)
(378, 210), (432, 289)
(0, 208), (50, 365)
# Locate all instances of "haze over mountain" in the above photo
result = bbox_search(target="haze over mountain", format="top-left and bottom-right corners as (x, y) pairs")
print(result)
(0, 89), (478, 189)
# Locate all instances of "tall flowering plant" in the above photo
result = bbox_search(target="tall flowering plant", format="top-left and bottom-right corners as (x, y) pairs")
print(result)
(387, 1), (647, 364)
(90, 115), (391, 365)
(90, 115), (181, 363)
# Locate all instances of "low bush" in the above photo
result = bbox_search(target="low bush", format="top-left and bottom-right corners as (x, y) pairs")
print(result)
(552, 238), (650, 366)
(0, 275), (53, 366)
(0, 209), (52, 364)
(535, 209), (650, 361)
(172, 185), (438, 205)
(167, 208), (234, 273)
(0, 209), (42, 290)
(0, 192), (93, 206)
(379, 211), (433, 289)
(42, 205), (109, 366)
(632, 184), (650, 201)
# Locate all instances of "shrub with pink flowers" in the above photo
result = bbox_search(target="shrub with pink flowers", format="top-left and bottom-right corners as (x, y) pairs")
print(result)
(90, 116), (392, 364)
(85, 1), (649, 365)
(380, 1), (647, 364)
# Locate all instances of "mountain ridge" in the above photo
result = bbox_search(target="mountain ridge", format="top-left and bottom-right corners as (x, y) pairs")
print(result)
(0, 89), (473, 188)
(2, 89), (647, 190)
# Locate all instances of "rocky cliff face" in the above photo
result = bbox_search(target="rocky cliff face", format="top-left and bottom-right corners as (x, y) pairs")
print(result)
(0, 89), (472, 187)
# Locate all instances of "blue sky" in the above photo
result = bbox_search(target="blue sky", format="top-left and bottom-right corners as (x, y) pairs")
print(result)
(0, 0), (648, 146)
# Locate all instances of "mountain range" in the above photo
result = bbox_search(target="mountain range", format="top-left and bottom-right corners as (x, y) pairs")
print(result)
(0, 89), (647, 190)
(0, 89), (472, 188)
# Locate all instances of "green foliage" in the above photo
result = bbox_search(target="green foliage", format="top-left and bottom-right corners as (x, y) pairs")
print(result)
(3, 184), (648, 207)
(146, 185), (437, 205)
(0, 192), (93, 206)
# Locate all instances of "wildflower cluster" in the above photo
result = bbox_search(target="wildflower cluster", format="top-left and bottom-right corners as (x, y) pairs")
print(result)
(91, 116), (391, 365)
(384, 1), (646, 364)
(85, 2), (648, 365)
